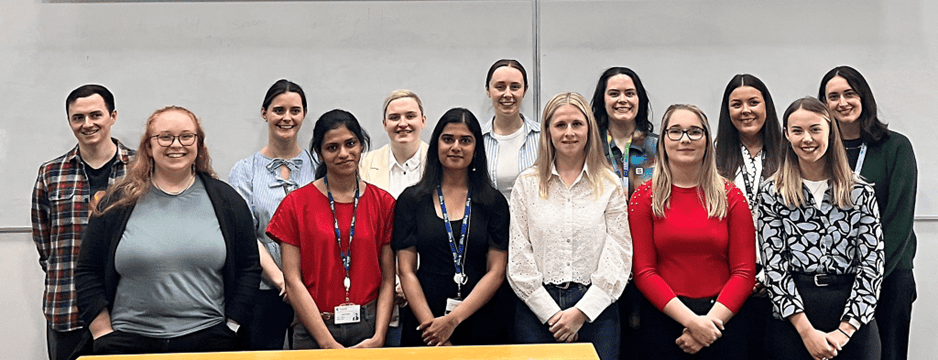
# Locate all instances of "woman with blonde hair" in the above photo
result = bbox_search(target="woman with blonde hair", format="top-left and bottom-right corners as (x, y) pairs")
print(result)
(508, 92), (631, 360)
(359, 89), (429, 198)
(630, 104), (756, 359)
(76, 106), (260, 355)
(759, 97), (883, 360)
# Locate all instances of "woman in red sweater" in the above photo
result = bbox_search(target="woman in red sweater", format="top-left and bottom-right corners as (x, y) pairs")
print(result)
(629, 104), (756, 359)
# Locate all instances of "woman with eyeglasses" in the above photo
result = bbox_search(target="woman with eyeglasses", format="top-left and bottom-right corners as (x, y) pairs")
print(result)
(629, 104), (756, 359)
(267, 109), (396, 349)
(76, 106), (260, 355)
(393, 108), (510, 347)
(819, 66), (917, 360)
(714, 74), (784, 359)
(228, 80), (316, 350)
(759, 97), (884, 360)
(508, 92), (631, 360)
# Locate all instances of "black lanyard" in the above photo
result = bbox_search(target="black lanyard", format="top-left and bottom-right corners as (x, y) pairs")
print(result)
(740, 144), (764, 210)
(324, 176), (360, 304)
(437, 186), (471, 298)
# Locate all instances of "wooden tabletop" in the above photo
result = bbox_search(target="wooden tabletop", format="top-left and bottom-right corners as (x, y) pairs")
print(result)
(80, 343), (599, 360)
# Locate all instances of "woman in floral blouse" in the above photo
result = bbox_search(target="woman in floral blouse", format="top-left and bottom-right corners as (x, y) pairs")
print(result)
(758, 97), (884, 360)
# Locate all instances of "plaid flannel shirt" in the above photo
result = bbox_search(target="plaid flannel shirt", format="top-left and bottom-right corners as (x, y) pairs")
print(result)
(31, 139), (134, 331)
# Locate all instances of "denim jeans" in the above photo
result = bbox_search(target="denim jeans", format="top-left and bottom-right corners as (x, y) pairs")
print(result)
(515, 283), (620, 360)
(91, 321), (238, 355)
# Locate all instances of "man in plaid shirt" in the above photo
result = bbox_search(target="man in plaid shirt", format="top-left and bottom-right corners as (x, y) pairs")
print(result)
(31, 84), (135, 360)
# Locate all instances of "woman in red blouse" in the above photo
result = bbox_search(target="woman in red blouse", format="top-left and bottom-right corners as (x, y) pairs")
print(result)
(267, 109), (396, 349)
(629, 104), (756, 359)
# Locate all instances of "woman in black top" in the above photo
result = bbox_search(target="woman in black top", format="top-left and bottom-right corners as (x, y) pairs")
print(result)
(393, 108), (510, 346)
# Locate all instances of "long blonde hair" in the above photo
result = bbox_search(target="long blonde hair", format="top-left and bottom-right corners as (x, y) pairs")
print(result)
(651, 104), (728, 219)
(93, 106), (216, 216)
(531, 92), (617, 199)
(774, 97), (854, 208)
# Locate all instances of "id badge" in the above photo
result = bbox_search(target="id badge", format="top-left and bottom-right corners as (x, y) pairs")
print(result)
(444, 298), (462, 315)
(334, 304), (361, 325)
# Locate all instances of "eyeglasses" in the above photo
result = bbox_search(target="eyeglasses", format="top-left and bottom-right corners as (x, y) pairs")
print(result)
(665, 126), (706, 141)
(150, 133), (198, 147)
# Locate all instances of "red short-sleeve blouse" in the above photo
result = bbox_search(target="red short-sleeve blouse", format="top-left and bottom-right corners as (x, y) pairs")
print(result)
(267, 183), (395, 311)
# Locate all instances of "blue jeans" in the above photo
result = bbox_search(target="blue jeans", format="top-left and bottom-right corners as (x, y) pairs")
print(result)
(515, 283), (620, 360)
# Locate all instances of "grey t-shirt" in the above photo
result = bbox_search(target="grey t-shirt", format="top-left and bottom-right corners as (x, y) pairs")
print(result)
(110, 178), (227, 338)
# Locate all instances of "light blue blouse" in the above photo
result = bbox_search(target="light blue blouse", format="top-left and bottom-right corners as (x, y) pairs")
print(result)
(228, 150), (316, 290)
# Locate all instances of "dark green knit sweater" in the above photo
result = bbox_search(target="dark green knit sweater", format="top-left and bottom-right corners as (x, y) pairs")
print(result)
(844, 130), (917, 277)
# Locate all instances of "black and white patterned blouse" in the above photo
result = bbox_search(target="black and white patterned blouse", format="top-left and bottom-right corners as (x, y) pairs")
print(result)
(757, 179), (884, 325)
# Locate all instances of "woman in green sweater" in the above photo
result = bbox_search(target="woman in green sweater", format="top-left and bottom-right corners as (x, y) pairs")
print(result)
(819, 65), (918, 360)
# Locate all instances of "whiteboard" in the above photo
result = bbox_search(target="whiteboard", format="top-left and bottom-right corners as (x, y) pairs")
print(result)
(3, 0), (936, 228)
(0, 0), (535, 228)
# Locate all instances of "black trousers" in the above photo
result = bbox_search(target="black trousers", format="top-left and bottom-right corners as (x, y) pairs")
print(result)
(249, 288), (295, 350)
(876, 269), (916, 360)
(46, 324), (92, 360)
(638, 296), (748, 360)
(735, 293), (772, 360)
(765, 277), (881, 360)
(92, 321), (239, 355)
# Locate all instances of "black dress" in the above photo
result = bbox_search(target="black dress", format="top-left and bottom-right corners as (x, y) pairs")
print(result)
(391, 185), (510, 346)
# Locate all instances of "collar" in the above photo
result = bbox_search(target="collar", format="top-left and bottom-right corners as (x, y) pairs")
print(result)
(550, 161), (589, 187)
(387, 144), (424, 171)
(481, 113), (540, 136)
(66, 138), (134, 165)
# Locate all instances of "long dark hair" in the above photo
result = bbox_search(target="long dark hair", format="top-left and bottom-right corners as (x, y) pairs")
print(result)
(715, 74), (783, 179)
(485, 59), (528, 91)
(309, 109), (370, 179)
(412, 108), (494, 201)
(589, 67), (654, 135)
(818, 65), (889, 143)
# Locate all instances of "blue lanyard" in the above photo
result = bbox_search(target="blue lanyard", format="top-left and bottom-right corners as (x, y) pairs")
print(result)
(853, 143), (868, 180)
(606, 132), (631, 190)
(437, 186), (471, 297)
(324, 175), (359, 303)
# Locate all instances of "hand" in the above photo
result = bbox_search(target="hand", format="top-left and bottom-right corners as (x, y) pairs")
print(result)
(676, 329), (704, 354)
(279, 287), (291, 305)
(395, 283), (407, 307)
(419, 315), (459, 346)
(685, 315), (723, 346)
(350, 336), (383, 348)
(91, 328), (114, 340)
(825, 329), (849, 352)
(753, 281), (768, 296)
(547, 308), (587, 343)
(799, 328), (837, 360)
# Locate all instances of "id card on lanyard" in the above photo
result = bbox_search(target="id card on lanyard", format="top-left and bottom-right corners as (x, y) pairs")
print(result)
(437, 186), (471, 313)
(853, 143), (868, 180)
(325, 176), (361, 324)
(607, 133), (632, 191)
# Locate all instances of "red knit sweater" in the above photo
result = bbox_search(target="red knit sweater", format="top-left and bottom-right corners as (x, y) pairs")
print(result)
(629, 181), (755, 313)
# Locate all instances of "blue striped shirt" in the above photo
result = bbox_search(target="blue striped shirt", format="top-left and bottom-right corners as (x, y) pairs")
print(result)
(228, 150), (316, 290)
(482, 114), (541, 199)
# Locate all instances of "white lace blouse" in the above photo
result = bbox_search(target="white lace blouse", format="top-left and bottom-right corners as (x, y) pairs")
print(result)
(507, 165), (632, 323)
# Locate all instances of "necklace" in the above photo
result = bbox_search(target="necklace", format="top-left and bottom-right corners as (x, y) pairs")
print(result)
(153, 174), (196, 196)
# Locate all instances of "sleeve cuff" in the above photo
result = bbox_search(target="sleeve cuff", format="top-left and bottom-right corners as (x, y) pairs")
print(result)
(525, 286), (563, 324)
(574, 285), (614, 322)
